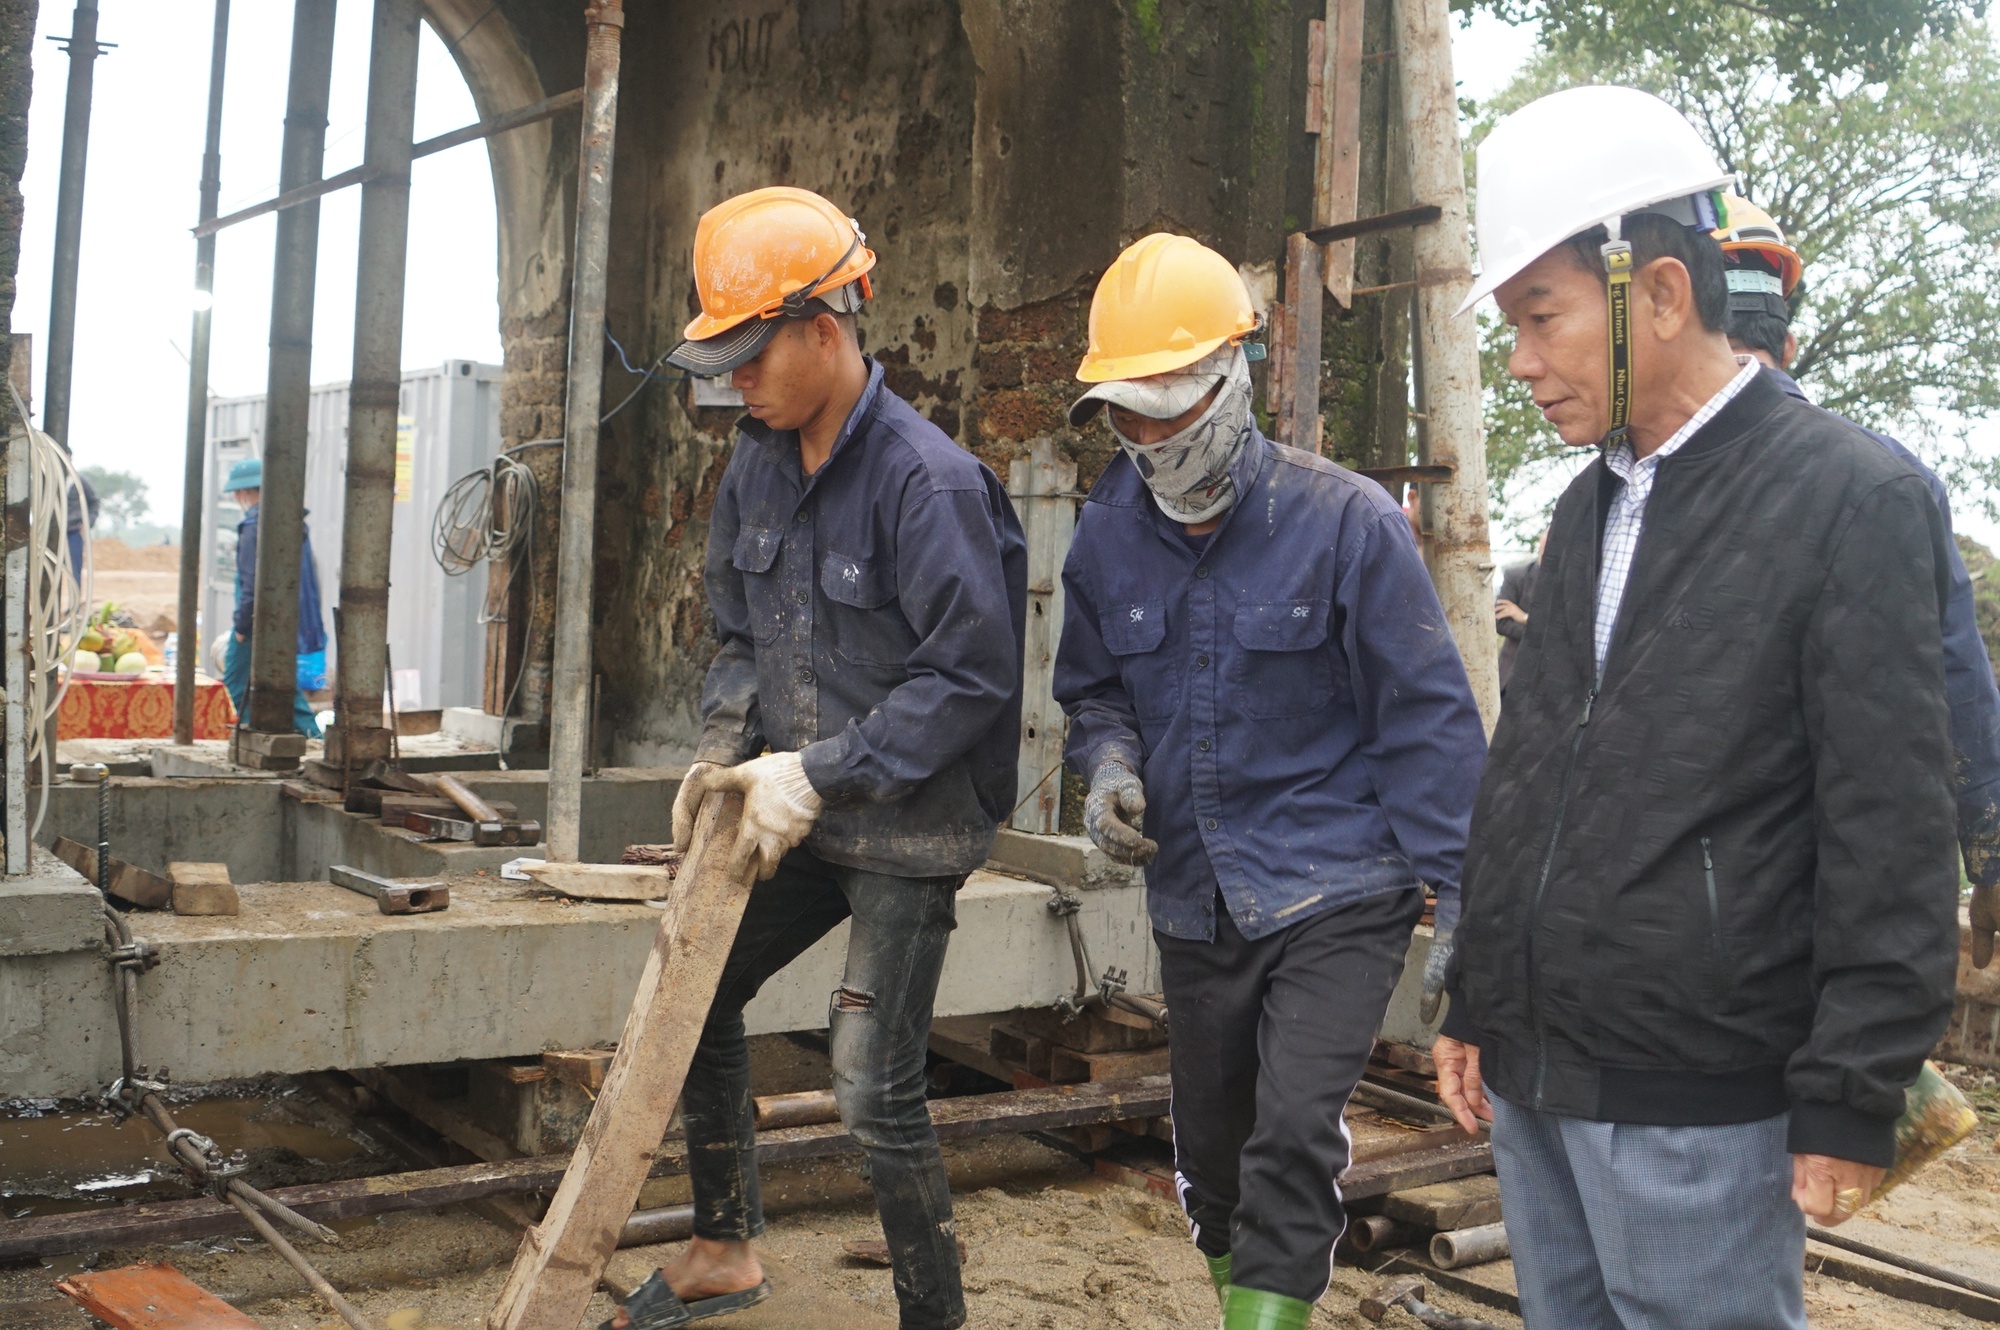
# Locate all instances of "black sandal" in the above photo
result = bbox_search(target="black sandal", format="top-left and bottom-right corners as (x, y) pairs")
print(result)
(599, 1270), (772, 1330)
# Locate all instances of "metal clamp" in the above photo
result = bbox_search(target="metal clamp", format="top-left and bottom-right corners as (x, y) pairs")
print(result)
(106, 939), (161, 972)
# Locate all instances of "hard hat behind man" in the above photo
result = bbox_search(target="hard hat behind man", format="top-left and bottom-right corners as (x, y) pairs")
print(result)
(1711, 194), (1802, 295)
(1459, 85), (1733, 446)
(1712, 193), (1801, 366)
(225, 457), (262, 492)
(667, 186), (877, 376)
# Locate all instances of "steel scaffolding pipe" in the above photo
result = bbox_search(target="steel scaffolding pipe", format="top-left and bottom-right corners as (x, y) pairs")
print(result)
(173, 0), (231, 745)
(42, 0), (108, 451)
(244, 0), (338, 738)
(546, 0), (626, 862)
(330, 0), (421, 776)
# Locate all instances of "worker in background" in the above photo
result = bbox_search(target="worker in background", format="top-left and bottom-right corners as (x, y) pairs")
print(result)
(1493, 527), (1545, 695)
(223, 457), (324, 738)
(1433, 86), (1960, 1329)
(65, 470), (97, 581)
(621, 187), (1025, 1330)
(1714, 194), (2000, 968)
(1052, 234), (1486, 1330)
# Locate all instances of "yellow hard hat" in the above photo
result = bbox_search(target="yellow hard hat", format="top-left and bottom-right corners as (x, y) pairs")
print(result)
(1076, 234), (1257, 383)
(1713, 194), (1802, 296)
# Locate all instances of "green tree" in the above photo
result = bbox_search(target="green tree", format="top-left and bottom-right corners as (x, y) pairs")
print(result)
(1472, 19), (2000, 538)
(79, 466), (149, 532)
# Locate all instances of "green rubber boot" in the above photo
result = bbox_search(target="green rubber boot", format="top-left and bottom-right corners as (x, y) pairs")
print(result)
(1205, 1252), (1233, 1308)
(1221, 1285), (1314, 1330)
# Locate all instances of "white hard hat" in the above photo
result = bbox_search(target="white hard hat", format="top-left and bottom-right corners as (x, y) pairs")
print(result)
(1457, 86), (1734, 315)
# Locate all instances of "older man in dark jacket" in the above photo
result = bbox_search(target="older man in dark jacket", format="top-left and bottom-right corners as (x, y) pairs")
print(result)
(1434, 88), (1959, 1330)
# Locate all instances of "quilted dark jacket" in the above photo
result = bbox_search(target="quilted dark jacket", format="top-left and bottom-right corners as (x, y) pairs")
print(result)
(1443, 369), (1961, 1167)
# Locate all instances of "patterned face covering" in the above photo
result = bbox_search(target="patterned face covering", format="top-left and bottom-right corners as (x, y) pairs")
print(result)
(1096, 346), (1255, 524)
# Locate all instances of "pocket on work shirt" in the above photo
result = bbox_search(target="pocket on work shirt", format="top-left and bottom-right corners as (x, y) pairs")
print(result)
(1101, 599), (1181, 722)
(732, 525), (786, 645)
(820, 552), (916, 670)
(1230, 598), (1335, 719)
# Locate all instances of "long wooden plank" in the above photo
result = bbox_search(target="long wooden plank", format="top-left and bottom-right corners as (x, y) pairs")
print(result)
(487, 790), (757, 1330)
(0, 1076), (1176, 1261)
(1316, 0), (1366, 305)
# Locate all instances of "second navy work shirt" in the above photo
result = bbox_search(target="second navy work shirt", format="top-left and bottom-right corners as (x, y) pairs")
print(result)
(1055, 431), (1487, 941)
(697, 359), (1028, 878)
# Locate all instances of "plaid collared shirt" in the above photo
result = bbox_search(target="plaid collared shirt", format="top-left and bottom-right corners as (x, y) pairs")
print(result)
(1594, 356), (1760, 675)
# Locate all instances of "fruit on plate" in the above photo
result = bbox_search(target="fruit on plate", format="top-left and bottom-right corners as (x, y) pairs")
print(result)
(78, 627), (105, 654)
(113, 651), (148, 675)
(71, 649), (101, 673)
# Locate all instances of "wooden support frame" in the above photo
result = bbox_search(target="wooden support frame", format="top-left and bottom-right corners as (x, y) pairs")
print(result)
(1314, 0), (1366, 306)
(1007, 439), (1077, 834)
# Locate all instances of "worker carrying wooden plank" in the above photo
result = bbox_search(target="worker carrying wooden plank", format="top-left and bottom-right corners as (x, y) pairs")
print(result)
(1433, 84), (1963, 1329)
(1052, 234), (1489, 1330)
(608, 186), (1026, 1330)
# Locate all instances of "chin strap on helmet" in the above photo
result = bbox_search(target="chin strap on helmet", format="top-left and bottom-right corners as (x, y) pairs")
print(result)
(1601, 215), (1635, 449)
(775, 223), (868, 320)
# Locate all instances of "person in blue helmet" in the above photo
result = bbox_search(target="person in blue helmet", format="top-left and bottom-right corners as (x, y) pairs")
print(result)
(222, 456), (325, 737)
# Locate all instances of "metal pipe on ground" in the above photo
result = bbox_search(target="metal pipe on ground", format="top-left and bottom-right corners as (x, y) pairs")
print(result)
(545, 0), (625, 862)
(175, 0), (231, 746)
(753, 1089), (841, 1130)
(1429, 1222), (1509, 1270)
(330, 0), (421, 778)
(245, 0), (338, 737)
(41, 0), (107, 451)
(621, 1204), (695, 1248)
(1346, 1214), (1417, 1254)
(1392, 0), (1501, 733)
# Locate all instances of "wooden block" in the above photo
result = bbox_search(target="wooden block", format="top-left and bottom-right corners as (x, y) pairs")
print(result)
(53, 838), (172, 910)
(987, 1023), (1051, 1079)
(1093, 1150), (1179, 1203)
(542, 1049), (615, 1093)
(1375, 1040), (1438, 1077)
(1048, 1044), (1173, 1084)
(524, 861), (676, 902)
(167, 863), (238, 917)
(487, 791), (756, 1330)
(379, 793), (517, 826)
(1380, 1173), (1504, 1231)
(1011, 1004), (1166, 1054)
(57, 1261), (263, 1329)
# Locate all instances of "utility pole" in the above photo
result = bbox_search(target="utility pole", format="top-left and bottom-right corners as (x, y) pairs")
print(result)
(234, 0), (337, 767)
(328, 0), (422, 783)
(1393, 0), (1500, 730)
(174, 0), (231, 746)
(42, 0), (111, 451)
(544, 0), (626, 863)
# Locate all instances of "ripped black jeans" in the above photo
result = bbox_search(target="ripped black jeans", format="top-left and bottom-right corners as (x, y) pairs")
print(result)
(680, 846), (965, 1330)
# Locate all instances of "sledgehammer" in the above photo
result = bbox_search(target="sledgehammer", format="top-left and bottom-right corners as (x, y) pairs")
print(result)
(1360, 1275), (1501, 1330)
(417, 773), (543, 847)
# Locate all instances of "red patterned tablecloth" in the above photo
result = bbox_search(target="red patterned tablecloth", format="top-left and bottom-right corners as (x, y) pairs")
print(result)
(58, 676), (237, 739)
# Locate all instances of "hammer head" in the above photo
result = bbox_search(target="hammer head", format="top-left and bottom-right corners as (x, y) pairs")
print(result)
(1361, 1275), (1426, 1323)
(376, 883), (449, 914)
(471, 819), (542, 847)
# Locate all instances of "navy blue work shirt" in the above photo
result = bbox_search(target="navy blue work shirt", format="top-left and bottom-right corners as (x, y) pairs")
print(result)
(1769, 368), (2000, 887)
(697, 359), (1028, 878)
(1055, 431), (1488, 942)
(233, 504), (327, 654)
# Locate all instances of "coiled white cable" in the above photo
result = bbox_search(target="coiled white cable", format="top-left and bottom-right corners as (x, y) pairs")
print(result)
(7, 380), (94, 843)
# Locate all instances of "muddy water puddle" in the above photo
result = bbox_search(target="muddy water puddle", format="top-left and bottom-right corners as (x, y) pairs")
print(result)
(1, 1078), (383, 1214)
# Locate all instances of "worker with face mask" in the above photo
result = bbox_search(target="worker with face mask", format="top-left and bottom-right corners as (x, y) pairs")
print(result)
(1435, 86), (1961, 1329)
(612, 187), (1026, 1330)
(1052, 234), (1487, 1330)
(1715, 195), (2000, 969)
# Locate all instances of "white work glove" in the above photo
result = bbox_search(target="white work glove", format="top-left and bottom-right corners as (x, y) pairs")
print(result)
(671, 761), (720, 852)
(1085, 761), (1156, 866)
(682, 751), (823, 882)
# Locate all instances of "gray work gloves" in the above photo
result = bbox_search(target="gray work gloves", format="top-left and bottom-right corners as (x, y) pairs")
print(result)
(673, 752), (824, 882)
(1973, 880), (1997, 970)
(1085, 761), (1157, 866)
(1420, 893), (1462, 1025)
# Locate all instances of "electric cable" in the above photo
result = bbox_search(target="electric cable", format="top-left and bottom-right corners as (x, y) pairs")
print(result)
(6, 380), (94, 846)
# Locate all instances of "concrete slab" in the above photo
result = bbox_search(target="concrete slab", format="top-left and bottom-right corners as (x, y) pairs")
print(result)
(0, 846), (102, 957)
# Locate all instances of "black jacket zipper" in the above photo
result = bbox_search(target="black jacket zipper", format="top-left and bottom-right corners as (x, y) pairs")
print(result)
(1527, 685), (1595, 1106)
(1701, 836), (1730, 999)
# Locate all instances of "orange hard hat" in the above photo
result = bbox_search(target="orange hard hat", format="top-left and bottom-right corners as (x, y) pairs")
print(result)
(669, 187), (877, 374)
(1076, 234), (1257, 383)
(1712, 193), (1802, 296)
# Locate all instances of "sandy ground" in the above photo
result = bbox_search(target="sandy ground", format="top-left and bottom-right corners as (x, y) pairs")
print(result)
(5, 1051), (1996, 1328)
(87, 539), (181, 636)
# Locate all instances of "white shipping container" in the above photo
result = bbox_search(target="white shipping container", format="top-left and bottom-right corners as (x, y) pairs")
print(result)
(202, 361), (504, 712)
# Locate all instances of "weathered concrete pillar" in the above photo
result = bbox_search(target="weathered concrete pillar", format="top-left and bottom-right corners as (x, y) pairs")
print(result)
(40, 0), (105, 452)
(329, 0), (421, 776)
(241, 0), (337, 747)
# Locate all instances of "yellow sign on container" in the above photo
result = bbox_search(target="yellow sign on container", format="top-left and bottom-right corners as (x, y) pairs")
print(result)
(395, 415), (415, 502)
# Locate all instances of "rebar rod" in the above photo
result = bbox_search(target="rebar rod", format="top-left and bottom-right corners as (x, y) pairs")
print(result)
(42, 0), (106, 450)
(228, 1193), (378, 1330)
(1808, 1226), (2000, 1302)
(137, 1094), (338, 1246)
(175, 0), (230, 744)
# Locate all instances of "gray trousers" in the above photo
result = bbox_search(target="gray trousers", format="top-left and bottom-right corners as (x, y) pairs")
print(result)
(1490, 1093), (1806, 1330)
(1156, 887), (1421, 1302)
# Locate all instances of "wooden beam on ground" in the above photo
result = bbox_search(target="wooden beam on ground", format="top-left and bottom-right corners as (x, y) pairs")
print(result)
(0, 1076), (1178, 1261)
(486, 790), (756, 1330)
